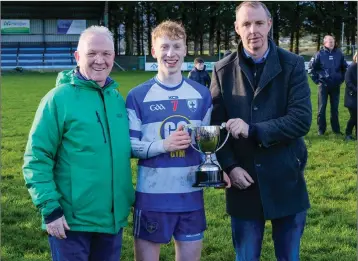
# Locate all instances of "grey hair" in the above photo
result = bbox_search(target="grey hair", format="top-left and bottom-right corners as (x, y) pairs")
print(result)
(236, 1), (272, 19)
(77, 25), (114, 51)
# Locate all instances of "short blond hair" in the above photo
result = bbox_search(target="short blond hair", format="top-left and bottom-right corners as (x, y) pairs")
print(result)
(151, 20), (186, 45)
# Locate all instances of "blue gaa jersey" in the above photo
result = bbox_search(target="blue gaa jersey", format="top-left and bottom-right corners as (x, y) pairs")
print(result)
(126, 76), (212, 212)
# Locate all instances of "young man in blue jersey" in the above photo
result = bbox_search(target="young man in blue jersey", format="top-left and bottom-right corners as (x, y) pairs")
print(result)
(126, 20), (229, 261)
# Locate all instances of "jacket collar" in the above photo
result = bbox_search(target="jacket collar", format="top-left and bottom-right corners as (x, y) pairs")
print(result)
(74, 67), (114, 89)
(243, 46), (270, 63)
(323, 46), (336, 53)
(193, 65), (206, 72)
(60, 69), (118, 91)
(68, 67), (119, 92)
(237, 38), (282, 95)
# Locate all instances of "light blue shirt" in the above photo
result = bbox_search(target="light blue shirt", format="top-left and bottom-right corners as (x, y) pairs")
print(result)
(243, 46), (270, 64)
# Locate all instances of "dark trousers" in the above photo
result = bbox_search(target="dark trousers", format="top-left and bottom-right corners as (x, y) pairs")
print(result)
(231, 211), (307, 261)
(317, 84), (341, 133)
(345, 108), (357, 136)
(48, 229), (123, 261)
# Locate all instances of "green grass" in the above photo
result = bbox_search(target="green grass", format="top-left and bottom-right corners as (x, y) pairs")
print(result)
(1, 71), (356, 261)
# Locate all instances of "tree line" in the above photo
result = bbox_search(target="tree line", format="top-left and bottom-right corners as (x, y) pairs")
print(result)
(106, 1), (357, 56)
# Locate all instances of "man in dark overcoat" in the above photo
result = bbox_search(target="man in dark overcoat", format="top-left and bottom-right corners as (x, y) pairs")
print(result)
(210, 1), (312, 260)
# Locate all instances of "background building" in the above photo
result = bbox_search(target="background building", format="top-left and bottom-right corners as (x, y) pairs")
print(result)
(1, 1), (104, 70)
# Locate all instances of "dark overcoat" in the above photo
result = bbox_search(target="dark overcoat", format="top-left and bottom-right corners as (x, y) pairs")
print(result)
(210, 39), (312, 220)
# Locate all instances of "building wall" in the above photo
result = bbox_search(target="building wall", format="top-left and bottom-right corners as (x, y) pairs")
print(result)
(1, 19), (99, 43)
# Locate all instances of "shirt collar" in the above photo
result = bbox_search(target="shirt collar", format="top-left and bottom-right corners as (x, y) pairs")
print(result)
(243, 46), (270, 64)
(155, 75), (183, 88)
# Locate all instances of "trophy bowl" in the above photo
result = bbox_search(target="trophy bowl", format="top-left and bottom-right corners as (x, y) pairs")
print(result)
(186, 123), (230, 188)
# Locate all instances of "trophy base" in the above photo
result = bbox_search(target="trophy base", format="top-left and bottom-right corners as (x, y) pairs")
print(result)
(192, 170), (227, 188)
(192, 181), (227, 188)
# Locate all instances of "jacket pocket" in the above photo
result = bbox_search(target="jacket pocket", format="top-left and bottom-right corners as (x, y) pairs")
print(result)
(70, 164), (112, 227)
(71, 166), (95, 213)
(288, 146), (301, 182)
(96, 111), (107, 143)
(261, 144), (300, 183)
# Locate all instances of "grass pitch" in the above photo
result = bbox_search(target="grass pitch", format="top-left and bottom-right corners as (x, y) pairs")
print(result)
(1, 71), (356, 261)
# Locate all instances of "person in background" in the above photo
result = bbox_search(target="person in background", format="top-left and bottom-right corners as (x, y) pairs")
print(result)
(344, 51), (357, 141)
(308, 35), (348, 136)
(188, 57), (211, 88)
(22, 26), (134, 261)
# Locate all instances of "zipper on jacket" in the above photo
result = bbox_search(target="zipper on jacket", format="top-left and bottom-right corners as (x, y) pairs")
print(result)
(96, 111), (107, 143)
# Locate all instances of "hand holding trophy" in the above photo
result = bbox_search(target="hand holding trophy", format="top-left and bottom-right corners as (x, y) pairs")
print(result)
(185, 123), (230, 188)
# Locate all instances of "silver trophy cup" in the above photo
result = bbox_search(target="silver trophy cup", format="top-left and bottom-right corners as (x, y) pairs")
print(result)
(185, 123), (230, 188)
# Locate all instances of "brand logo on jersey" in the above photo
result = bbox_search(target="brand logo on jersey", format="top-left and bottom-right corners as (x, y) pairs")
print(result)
(150, 104), (166, 111)
(146, 221), (158, 233)
(169, 96), (179, 99)
(159, 115), (191, 139)
(187, 99), (198, 112)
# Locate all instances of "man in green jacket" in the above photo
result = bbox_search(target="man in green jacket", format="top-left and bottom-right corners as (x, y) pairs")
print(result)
(22, 26), (134, 261)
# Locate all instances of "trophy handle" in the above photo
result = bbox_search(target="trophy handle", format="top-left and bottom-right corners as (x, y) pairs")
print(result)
(190, 143), (202, 153)
(215, 122), (230, 152)
(184, 125), (202, 153)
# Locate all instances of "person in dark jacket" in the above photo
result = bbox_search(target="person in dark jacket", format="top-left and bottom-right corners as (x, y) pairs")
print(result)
(188, 57), (211, 88)
(344, 51), (357, 141)
(210, 2), (312, 260)
(308, 35), (348, 136)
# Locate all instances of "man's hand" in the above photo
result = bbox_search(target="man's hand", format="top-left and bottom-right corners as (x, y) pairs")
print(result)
(46, 215), (70, 239)
(163, 125), (191, 152)
(226, 118), (249, 139)
(228, 167), (254, 190)
(223, 172), (231, 188)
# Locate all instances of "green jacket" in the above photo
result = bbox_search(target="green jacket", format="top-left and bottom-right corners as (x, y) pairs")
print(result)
(23, 69), (135, 234)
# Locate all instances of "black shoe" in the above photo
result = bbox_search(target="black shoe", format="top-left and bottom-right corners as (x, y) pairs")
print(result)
(345, 135), (354, 141)
(318, 131), (324, 136)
